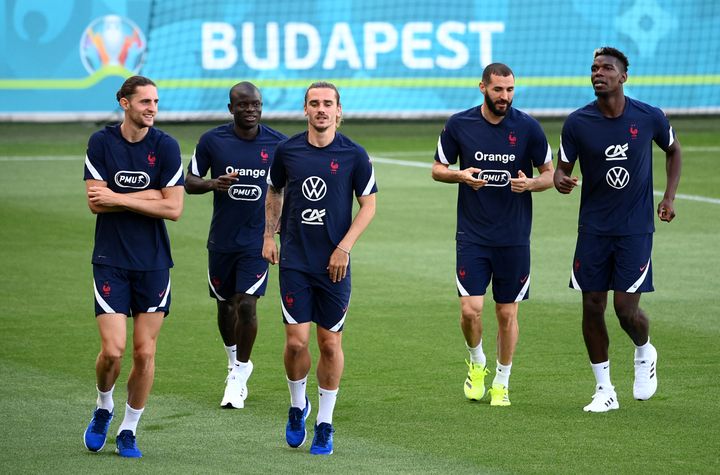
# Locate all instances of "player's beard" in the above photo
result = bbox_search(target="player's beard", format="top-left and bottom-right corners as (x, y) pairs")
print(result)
(310, 115), (333, 133)
(484, 94), (512, 117)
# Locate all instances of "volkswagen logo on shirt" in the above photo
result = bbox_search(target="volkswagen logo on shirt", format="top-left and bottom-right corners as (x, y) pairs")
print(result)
(115, 170), (149, 189)
(606, 167), (630, 189)
(302, 176), (327, 201)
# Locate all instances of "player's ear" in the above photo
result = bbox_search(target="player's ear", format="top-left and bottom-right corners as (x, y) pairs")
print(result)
(119, 97), (130, 111)
(227, 103), (232, 114)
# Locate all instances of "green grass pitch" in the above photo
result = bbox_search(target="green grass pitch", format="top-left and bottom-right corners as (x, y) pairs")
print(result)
(0, 118), (718, 473)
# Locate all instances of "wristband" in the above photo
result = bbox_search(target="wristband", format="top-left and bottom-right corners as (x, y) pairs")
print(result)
(336, 244), (350, 255)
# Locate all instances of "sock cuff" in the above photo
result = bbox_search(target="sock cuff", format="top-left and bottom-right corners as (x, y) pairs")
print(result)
(318, 386), (339, 396)
(126, 403), (145, 415)
(287, 375), (308, 384)
(465, 340), (483, 351)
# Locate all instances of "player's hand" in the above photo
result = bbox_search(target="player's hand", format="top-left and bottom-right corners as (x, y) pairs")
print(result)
(657, 198), (676, 222)
(510, 170), (532, 193)
(555, 175), (578, 194)
(214, 172), (239, 192)
(87, 186), (123, 207)
(327, 248), (349, 283)
(262, 236), (279, 265)
(462, 167), (487, 190)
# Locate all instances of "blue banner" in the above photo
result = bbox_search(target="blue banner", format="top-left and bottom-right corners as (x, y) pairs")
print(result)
(1, 0), (718, 119)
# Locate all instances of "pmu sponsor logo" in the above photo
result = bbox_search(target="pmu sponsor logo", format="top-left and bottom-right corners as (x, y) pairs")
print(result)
(477, 169), (511, 187)
(606, 167), (630, 189)
(474, 151), (515, 163)
(115, 170), (149, 189)
(605, 143), (628, 161)
(224, 166), (266, 179)
(228, 184), (262, 201)
(301, 208), (326, 225)
(302, 176), (327, 201)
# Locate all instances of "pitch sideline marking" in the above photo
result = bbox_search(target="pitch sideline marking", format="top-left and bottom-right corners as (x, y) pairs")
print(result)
(369, 155), (720, 205)
(2, 154), (718, 205)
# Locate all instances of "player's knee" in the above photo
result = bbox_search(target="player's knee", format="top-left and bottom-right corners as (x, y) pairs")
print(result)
(317, 338), (342, 359)
(583, 295), (607, 317)
(236, 298), (256, 324)
(285, 337), (308, 357)
(460, 303), (482, 322)
(98, 350), (123, 368)
(131, 348), (155, 371)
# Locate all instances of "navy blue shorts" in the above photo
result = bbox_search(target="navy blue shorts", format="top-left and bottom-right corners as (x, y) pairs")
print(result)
(279, 268), (351, 332)
(456, 242), (530, 303)
(208, 250), (269, 300)
(570, 233), (653, 293)
(92, 264), (171, 317)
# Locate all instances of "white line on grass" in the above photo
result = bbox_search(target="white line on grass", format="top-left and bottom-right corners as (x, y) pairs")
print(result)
(370, 155), (720, 205)
(4, 154), (719, 205)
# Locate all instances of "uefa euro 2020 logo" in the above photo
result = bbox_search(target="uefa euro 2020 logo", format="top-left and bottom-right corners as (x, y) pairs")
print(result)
(79, 15), (147, 75)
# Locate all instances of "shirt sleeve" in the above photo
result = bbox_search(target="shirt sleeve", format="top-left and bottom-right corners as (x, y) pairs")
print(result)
(558, 117), (579, 165)
(434, 118), (459, 165)
(353, 146), (378, 197)
(267, 141), (287, 189)
(84, 131), (107, 181)
(159, 135), (184, 187)
(652, 107), (675, 151)
(188, 133), (211, 178)
(529, 120), (553, 168)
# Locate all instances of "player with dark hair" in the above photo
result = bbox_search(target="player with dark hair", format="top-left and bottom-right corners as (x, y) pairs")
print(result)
(263, 81), (377, 455)
(554, 47), (682, 412)
(83, 75), (184, 457)
(432, 63), (554, 407)
(185, 81), (286, 408)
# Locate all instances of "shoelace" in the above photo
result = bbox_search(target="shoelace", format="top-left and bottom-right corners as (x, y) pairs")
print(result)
(288, 407), (304, 430)
(315, 425), (332, 446)
(91, 410), (111, 433)
(117, 432), (137, 449)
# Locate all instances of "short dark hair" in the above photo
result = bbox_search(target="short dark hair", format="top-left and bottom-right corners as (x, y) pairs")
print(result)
(482, 63), (514, 84)
(116, 76), (156, 102)
(229, 81), (260, 103)
(304, 81), (340, 106)
(594, 46), (630, 72)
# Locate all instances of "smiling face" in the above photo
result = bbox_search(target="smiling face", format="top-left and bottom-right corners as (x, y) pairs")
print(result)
(229, 85), (262, 131)
(591, 54), (627, 97)
(121, 84), (158, 129)
(304, 86), (341, 133)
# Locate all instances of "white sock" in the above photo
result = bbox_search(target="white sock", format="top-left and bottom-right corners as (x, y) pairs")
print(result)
(591, 361), (612, 389)
(96, 385), (114, 412)
(225, 344), (237, 368)
(233, 360), (250, 373)
(287, 376), (307, 409)
(317, 387), (338, 425)
(117, 403), (144, 435)
(493, 361), (512, 387)
(635, 338), (652, 359)
(466, 340), (486, 367)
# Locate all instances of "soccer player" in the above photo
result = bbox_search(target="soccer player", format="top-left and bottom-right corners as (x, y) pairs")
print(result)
(432, 63), (554, 407)
(263, 82), (377, 455)
(554, 47), (682, 412)
(185, 82), (286, 409)
(83, 76), (184, 457)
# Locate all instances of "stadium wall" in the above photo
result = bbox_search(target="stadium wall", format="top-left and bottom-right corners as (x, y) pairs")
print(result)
(1, 0), (718, 121)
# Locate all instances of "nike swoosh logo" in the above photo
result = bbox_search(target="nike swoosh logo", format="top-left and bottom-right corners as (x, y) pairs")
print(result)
(640, 263), (649, 272)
